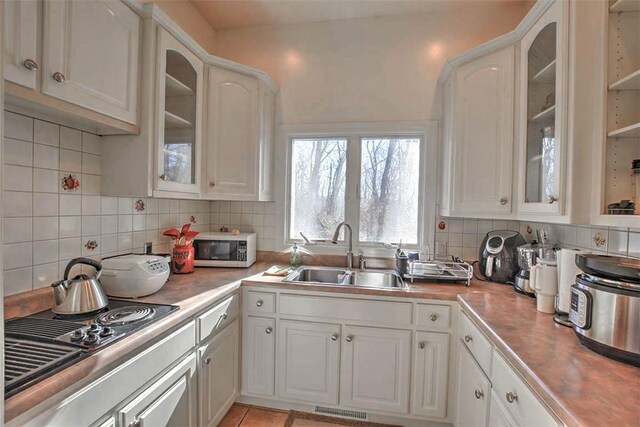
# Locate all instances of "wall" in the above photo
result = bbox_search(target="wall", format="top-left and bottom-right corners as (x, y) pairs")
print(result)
(2, 111), (212, 296)
(148, 0), (216, 53)
(213, 3), (529, 125)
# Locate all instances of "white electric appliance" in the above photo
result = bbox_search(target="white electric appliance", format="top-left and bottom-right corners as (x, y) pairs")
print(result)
(193, 232), (257, 267)
(100, 254), (170, 298)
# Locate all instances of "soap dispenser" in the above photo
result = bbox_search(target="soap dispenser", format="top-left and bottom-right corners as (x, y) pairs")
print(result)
(290, 242), (302, 268)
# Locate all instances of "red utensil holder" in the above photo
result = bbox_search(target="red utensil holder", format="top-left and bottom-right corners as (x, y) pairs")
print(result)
(172, 245), (195, 274)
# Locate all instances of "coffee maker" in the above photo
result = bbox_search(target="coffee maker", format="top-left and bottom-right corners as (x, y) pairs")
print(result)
(478, 230), (526, 283)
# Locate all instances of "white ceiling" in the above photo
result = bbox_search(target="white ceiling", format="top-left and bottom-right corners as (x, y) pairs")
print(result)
(190, 0), (529, 31)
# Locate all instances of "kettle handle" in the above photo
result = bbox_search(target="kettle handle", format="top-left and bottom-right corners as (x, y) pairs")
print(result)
(64, 257), (103, 280)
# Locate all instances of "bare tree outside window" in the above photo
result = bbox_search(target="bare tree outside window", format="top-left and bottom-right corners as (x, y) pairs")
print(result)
(290, 138), (347, 240)
(164, 142), (193, 184)
(359, 138), (420, 244)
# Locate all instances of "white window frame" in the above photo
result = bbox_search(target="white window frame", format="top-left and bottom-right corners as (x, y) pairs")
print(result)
(275, 121), (438, 257)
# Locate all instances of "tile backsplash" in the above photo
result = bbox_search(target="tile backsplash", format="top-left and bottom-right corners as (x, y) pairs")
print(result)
(2, 111), (212, 296)
(435, 217), (640, 262)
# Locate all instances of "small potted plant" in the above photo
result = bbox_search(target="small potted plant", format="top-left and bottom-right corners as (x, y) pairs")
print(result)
(163, 224), (199, 274)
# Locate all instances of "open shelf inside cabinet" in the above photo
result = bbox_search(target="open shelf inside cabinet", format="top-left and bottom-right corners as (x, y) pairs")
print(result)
(164, 110), (192, 129)
(608, 122), (640, 138)
(165, 73), (194, 97)
(529, 105), (556, 123)
(531, 59), (556, 84)
(609, 0), (640, 13)
(609, 69), (640, 91)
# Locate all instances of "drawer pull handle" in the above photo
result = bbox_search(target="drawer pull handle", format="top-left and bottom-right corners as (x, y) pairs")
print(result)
(210, 181), (215, 187)
(474, 389), (484, 399)
(256, 299), (264, 307)
(23, 59), (38, 71)
(430, 313), (439, 322)
(52, 71), (65, 83)
(464, 334), (472, 343)
(345, 335), (354, 343)
(204, 357), (211, 365)
(418, 341), (426, 349)
(130, 419), (141, 427)
(159, 173), (167, 181)
(221, 313), (228, 320)
(331, 333), (339, 341)
(265, 327), (273, 334)
(500, 197), (508, 205)
(506, 391), (518, 403)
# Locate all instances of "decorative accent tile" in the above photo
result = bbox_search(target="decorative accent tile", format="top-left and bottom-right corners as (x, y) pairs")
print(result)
(61, 173), (80, 192)
(134, 199), (145, 212)
(84, 240), (98, 251)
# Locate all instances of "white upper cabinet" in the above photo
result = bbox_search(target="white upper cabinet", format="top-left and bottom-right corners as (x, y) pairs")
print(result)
(440, 46), (515, 218)
(4, 0), (39, 89)
(203, 66), (275, 201)
(517, 0), (568, 216)
(154, 27), (203, 195)
(42, 0), (140, 124)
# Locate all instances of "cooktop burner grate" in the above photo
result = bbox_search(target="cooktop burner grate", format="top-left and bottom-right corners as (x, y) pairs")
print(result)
(5, 317), (84, 340)
(4, 337), (83, 392)
(96, 306), (155, 326)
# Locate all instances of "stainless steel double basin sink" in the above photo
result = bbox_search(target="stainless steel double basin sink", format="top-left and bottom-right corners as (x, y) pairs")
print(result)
(283, 266), (405, 289)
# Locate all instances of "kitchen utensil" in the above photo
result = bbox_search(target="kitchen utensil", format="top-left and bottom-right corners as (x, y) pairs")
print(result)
(51, 258), (109, 315)
(555, 248), (587, 325)
(100, 254), (170, 298)
(478, 230), (526, 284)
(570, 254), (640, 366)
(530, 257), (558, 314)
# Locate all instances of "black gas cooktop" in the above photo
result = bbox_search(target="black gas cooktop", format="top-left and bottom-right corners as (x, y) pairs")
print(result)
(4, 300), (178, 397)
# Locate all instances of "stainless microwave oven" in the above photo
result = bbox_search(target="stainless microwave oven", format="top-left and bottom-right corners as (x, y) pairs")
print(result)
(193, 232), (257, 267)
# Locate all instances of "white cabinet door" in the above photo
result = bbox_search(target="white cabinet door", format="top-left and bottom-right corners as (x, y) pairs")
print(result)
(205, 66), (259, 200)
(340, 326), (411, 414)
(448, 46), (515, 216)
(42, 0), (140, 124)
(411, 331), (450, 418)
(488, 394), (518, 427)
(242, 316), (276, 397)
(119, 353), (197, 427)
(4, 0), (39, 89)
(277, 320), (341, 405)
(517, 0), (568, 216)
(454, 343), (491, 427)
(198, 319), (239, 427)
(154, 27), (203, 195)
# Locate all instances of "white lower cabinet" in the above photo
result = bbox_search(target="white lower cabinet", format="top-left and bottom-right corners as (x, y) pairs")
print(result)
(242, 316), (276, 397)
(340, 326), (411, 414)
(198, 319), (239, 427)
(277, 320), (341, 405)
(455, 342), (491, 427)
(489, 394), (517, 427)
(119, 353), (197, 427)
(411, 331), (450, 418)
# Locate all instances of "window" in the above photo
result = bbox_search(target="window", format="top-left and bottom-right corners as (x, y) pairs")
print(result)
(288, 134), (423, 246)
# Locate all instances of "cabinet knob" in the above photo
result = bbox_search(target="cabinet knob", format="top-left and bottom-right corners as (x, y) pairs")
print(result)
(23, 59), (38, 71)
(418, 341), (426, 349)
(210, 181), (215, 187)
(159, 173), (167, 181)
(474, 389), (484, 399)
(256, 299), (264, 307)
(430, 313), (439, 322)
(464, 334), (472, 343)
(265, 327), (273, 334)
(52, 72), (65, 83)
(204, 357), (211, 365)
(331, 333), (339, 341)
(500, 197), (508, 205)
(221, 312), (228, 320)
(548, 195), (558, 204)
(506, 391), (518, 403)
(345, 335), (354, 343)
(129, 419), (141, 427)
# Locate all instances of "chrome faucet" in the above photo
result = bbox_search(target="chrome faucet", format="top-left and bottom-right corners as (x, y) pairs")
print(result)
(331, 222), (354, 268)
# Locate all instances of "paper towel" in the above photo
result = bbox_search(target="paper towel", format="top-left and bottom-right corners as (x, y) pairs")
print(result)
(556, 248), (588, 313)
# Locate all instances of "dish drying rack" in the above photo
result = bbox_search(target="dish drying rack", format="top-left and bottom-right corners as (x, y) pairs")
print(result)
(404, 257), (473, 286)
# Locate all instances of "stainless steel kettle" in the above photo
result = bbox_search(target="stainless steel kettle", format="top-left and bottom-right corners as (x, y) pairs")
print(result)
(51, 257), (109, 315)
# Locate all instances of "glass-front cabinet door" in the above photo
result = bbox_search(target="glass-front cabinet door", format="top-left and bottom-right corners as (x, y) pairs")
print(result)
(518, 0), (568, 215)
(155, 27), (203, 195)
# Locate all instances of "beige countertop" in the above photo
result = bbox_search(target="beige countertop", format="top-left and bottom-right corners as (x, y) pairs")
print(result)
(4, 264), (640, 426)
